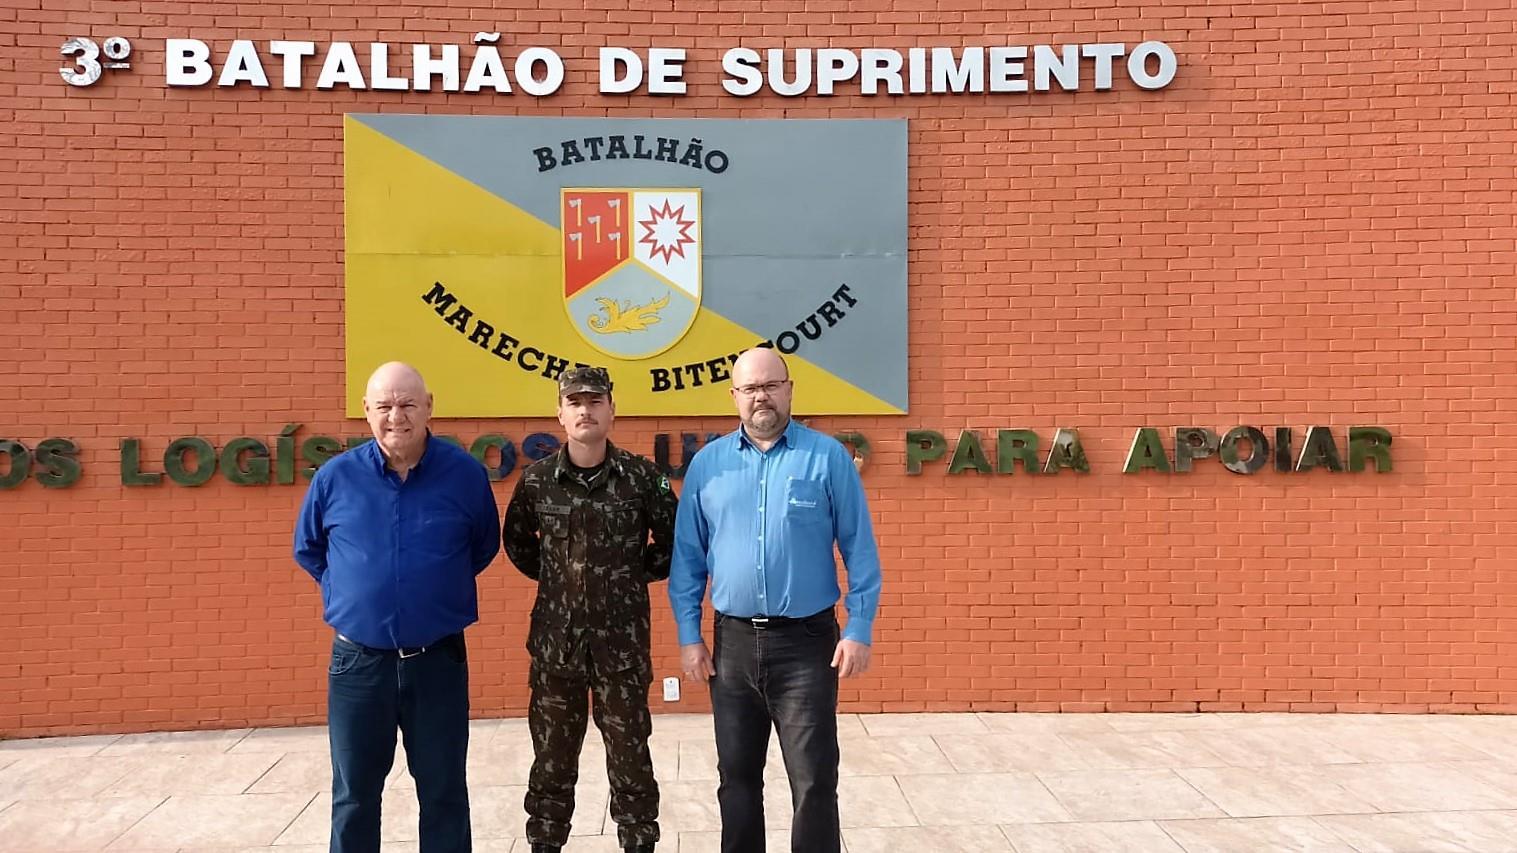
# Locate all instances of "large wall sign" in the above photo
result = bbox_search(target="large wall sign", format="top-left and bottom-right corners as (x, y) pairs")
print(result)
(344, 115), (908, 417)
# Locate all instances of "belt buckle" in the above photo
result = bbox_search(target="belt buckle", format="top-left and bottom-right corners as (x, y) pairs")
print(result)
(399, 646), (425, 659)
(751, 616), (770, 629)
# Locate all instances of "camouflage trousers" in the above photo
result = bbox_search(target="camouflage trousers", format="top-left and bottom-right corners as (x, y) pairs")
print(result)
(525, 661), (660, 847)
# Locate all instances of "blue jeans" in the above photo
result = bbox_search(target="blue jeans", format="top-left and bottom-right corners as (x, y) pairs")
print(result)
(710, 610), (841, 853)
(328, 633), (471, 853)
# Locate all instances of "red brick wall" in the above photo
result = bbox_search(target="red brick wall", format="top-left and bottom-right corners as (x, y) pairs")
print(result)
(4, 1), (1516, 736)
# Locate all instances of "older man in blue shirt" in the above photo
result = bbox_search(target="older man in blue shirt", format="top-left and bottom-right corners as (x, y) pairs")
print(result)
(670, 348), (882, 853)
(295, 361), (500, 853)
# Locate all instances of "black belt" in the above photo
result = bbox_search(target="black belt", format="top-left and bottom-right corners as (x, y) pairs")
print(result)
(717, 608), (834, 629)
(336, 632), (459, 659)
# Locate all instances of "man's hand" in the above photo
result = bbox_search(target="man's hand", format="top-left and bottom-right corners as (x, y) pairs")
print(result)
(681, 642), (715, 681)
(831, 639), (872, 678)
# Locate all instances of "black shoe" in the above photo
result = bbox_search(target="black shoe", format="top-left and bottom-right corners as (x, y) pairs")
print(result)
(530, 845), (562, 853)
(624, 845), (655, 853)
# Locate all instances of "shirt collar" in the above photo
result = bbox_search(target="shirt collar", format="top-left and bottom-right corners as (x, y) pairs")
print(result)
(737, 418), (797, 452)
(367, 431), (434, 476)
(552, 440), (624, 481)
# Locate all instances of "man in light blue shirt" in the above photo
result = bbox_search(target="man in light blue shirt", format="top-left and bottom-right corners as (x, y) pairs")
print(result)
(669, 347), (882, 853)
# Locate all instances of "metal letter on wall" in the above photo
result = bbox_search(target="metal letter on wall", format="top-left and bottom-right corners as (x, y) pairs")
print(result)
(1043, 428), (1089, 474)
(164, 437), (217, 486)
(1295, 426), (1344, 473)
(1347, 426), (1392, 473)
(834, 432), (871, 473)
(120, 439), (162, 486)
(1219, 426), (1269, 474)
(996, 430), (1038, 474)
(1173, 428), (1219, 472)
(1123, 428), (1170, 473)
(301, 436), (343, 480)
(220, 437), (271, 485)
(470, 434), (518, 481)
(34, 438), (81, 488)
(1274, 427), (1293, 472)
(948, 430), (993, 475)
(905, 430), (946, 475)
(0, 440), (30, 489)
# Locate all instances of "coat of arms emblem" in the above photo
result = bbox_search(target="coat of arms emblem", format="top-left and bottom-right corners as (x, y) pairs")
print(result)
(562, 188), (702, 359)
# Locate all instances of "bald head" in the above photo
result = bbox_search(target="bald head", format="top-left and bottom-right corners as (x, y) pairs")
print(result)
(366, 361), (428, 398)
(363, 362), (433, 467)
(732, 348), (788, 385)
(730, 347), (792, 443)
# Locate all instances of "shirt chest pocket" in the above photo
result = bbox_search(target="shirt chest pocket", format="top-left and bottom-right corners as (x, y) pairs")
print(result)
(605, 499), (642, 541)
(784, 478), (831, 527)
(537, 503), (571, 539)
(416, 510), (469, 561)
(420, 513), (469, 542)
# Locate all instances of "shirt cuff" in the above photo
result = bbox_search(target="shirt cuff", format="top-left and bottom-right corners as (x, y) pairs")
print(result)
(842, 616), (874, 646)
(676, 620), (704, 646)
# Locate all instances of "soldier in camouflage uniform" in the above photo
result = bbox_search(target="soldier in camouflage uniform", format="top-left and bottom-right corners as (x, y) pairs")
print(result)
(502, 366), (677, 853)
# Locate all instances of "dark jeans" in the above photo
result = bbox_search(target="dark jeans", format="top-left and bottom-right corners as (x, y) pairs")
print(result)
(328, 632), (471, 853)
(710, 610), (840, 853)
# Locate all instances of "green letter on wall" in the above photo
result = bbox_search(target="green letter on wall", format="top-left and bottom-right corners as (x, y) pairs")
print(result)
(1348, 426), (1392, 473)
(948, 430), (993, 475)
(1124, 428), (1170, 473)
(996, 430), (1039, 474)
(905, 430), (947, 475)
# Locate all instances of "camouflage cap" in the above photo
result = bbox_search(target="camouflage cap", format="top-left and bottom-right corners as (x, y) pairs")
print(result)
(558, 366), (613, 397)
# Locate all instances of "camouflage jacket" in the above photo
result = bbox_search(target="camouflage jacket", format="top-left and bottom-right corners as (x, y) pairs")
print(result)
(502, 442), (677, 678)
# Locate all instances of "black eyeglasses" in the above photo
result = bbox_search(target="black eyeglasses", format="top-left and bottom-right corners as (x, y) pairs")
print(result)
(733, 380), (790, 398)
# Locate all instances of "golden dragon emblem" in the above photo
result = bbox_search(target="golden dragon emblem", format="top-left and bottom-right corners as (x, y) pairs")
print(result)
(586, 293), (670, 335)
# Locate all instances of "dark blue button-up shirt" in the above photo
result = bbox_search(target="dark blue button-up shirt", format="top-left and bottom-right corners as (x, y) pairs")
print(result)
(670, 419), (882, 646)
(294, 435), (501, 648)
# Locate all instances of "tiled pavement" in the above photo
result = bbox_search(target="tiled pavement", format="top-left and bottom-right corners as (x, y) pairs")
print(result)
(2, 712), (1516, 851)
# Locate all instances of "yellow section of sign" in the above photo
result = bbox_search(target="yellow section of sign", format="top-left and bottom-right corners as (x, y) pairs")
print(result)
(345, 117), (563, 416)
(621, 305), (898, 417)
(345, 117), (898, 417)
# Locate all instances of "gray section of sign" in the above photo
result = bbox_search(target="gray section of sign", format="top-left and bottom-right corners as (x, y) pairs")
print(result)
(353, 115), (907, 410)
(567, 263), (698, 358)
(703, 256), (904, 408)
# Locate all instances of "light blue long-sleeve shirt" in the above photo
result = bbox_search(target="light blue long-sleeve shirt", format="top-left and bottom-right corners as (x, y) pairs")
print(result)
(669, 419), (882, 646)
